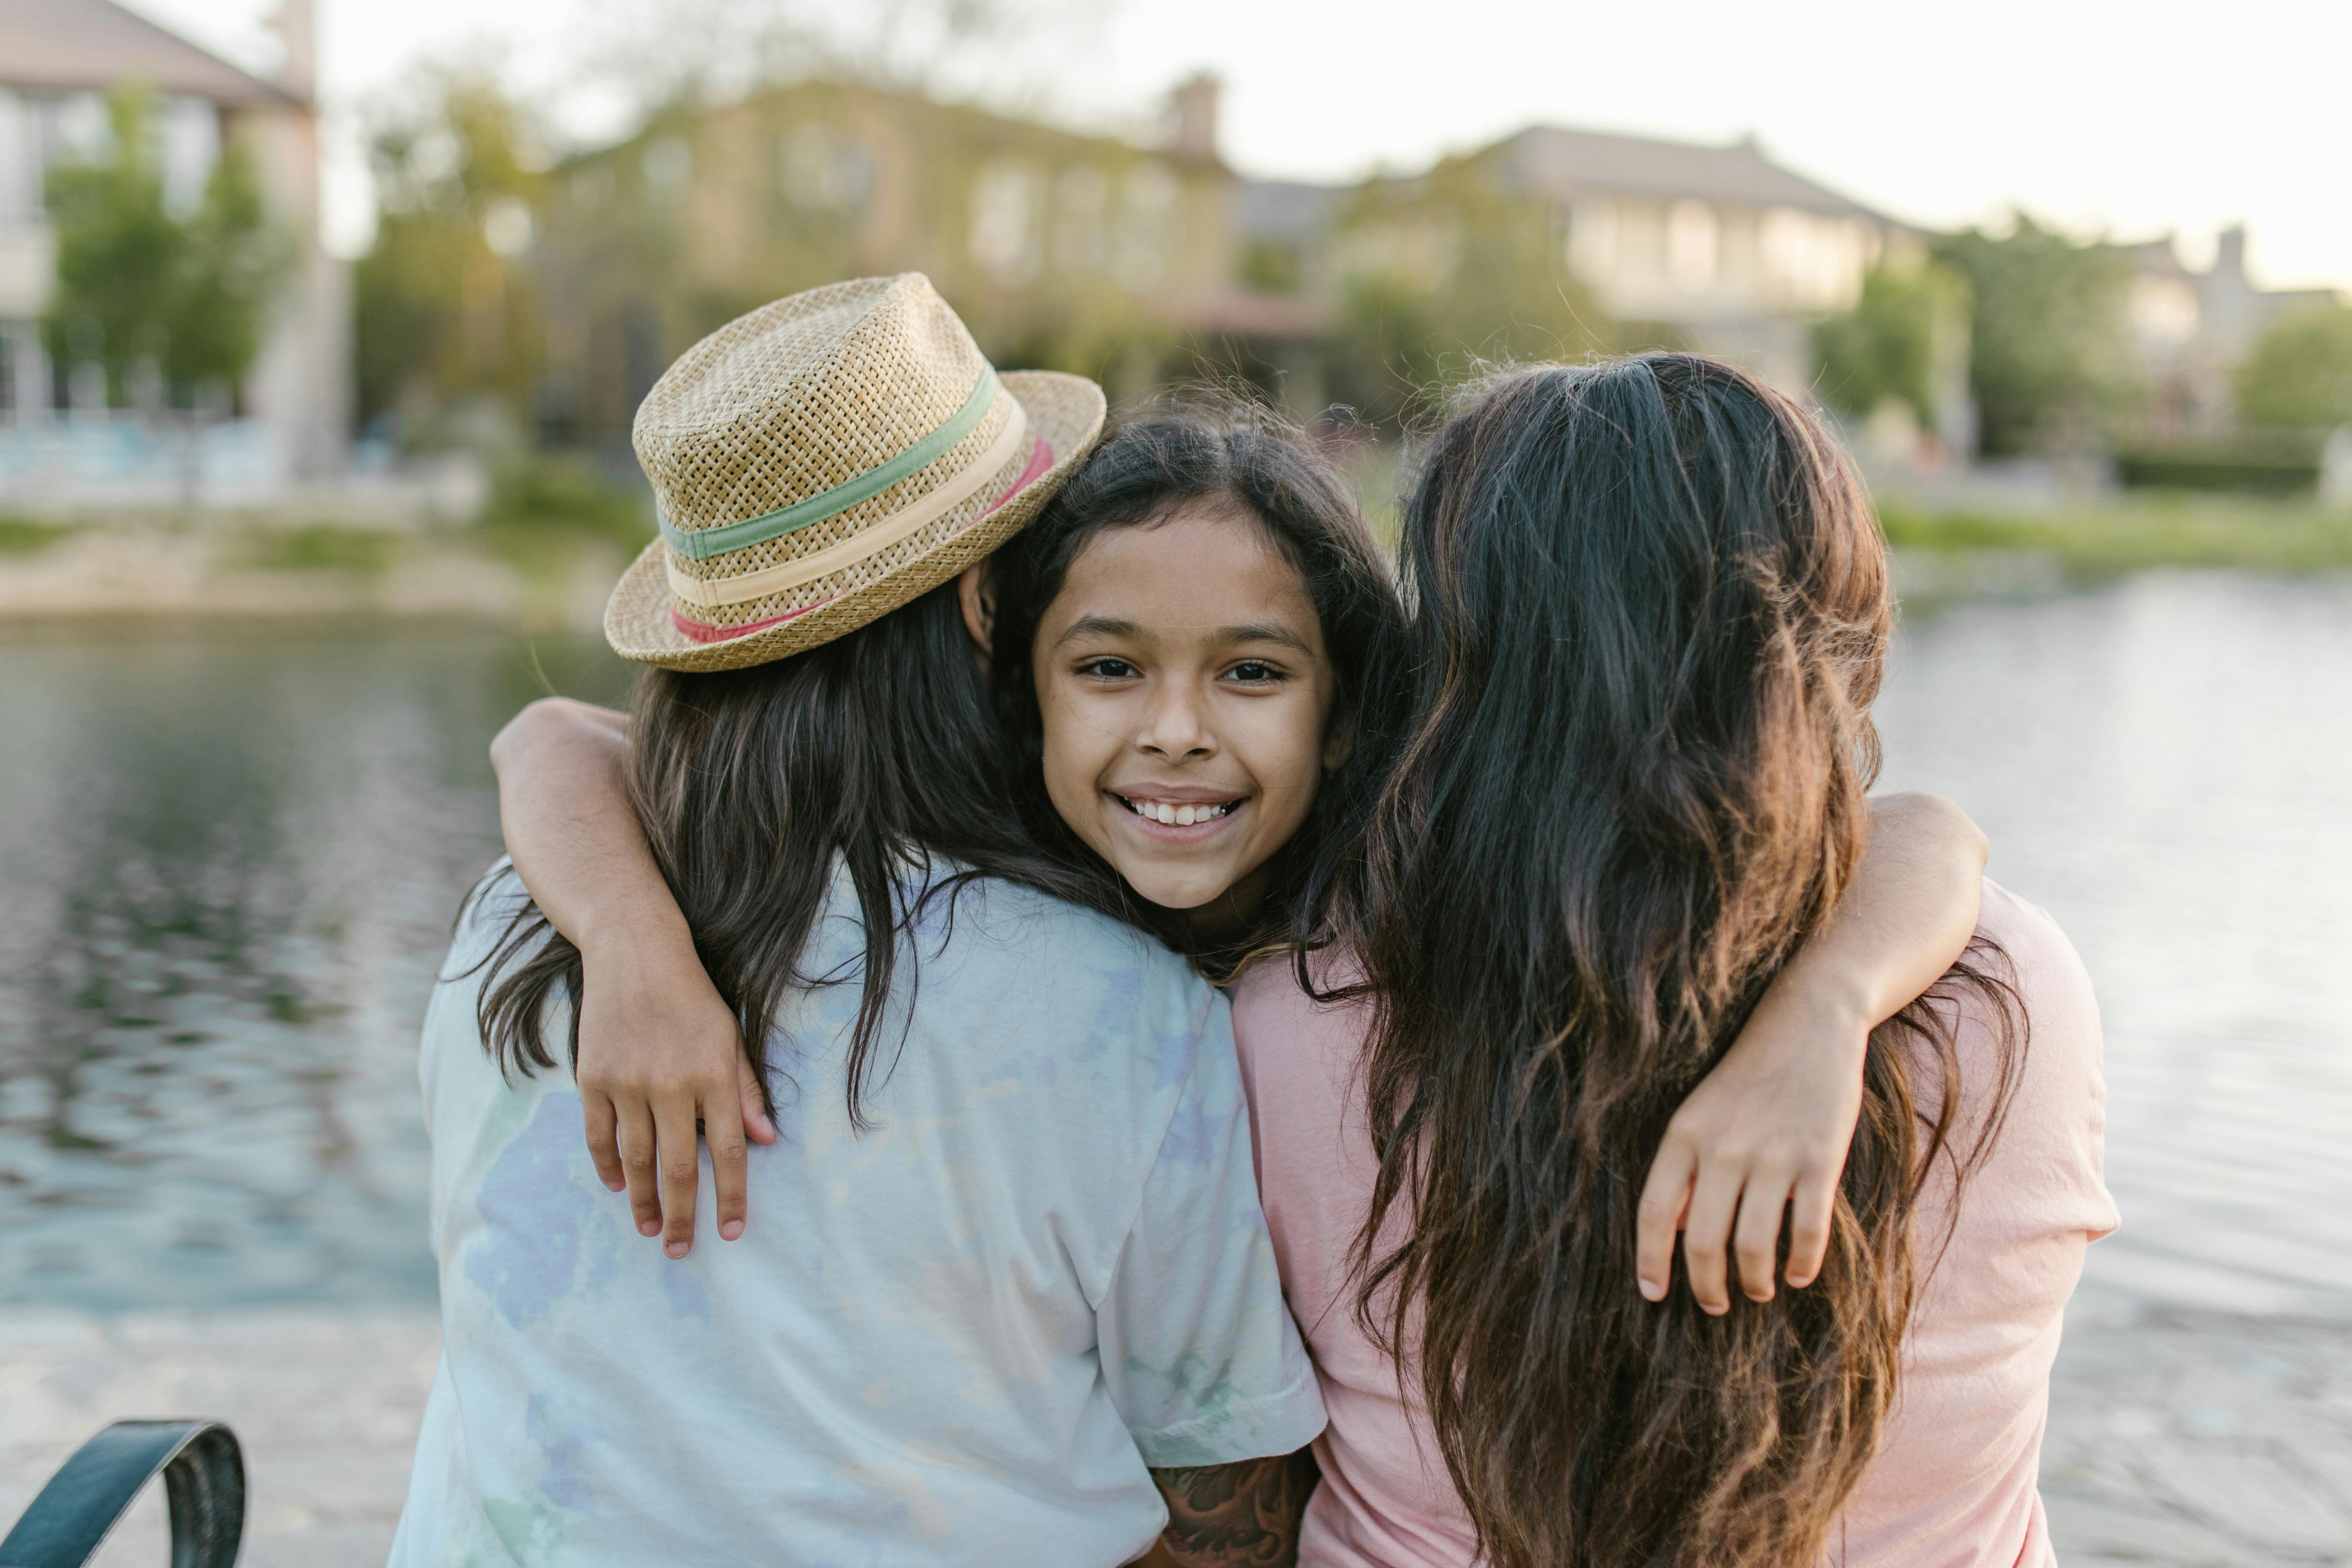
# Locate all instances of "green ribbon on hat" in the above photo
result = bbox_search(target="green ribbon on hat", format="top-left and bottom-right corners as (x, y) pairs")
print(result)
(659, 365), (1001, 562)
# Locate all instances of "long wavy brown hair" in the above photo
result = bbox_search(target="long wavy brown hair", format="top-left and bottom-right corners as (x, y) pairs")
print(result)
(1314, 355), (2022, 1568)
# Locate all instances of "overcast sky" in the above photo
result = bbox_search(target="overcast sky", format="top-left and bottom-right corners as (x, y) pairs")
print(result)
(130, 0), (2352, 293)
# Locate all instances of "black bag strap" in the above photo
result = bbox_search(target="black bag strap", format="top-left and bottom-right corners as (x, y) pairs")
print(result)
(0, 1420), (244, 1568)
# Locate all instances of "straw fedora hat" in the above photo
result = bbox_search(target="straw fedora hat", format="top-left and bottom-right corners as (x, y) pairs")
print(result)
(606, 273), (1106, 670)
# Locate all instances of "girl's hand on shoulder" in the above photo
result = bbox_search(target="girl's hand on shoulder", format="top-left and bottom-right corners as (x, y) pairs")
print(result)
(574, 925), (775, 1257)
(1635, 791), (1987, 1312)
(1634, 986), (1868, 1314)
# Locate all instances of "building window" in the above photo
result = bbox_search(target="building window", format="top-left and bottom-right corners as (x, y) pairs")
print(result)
(1053, 164), (1106, 273)
(1763, 209), (1872, 309)
(1616, 200), (1667, 281)
(2131, 275), (2200, 348)
(0, 91), (34, 223)
(1566, 198), (1618, 284)
(641, 137), (693, 196)
(1668, 199), (1717, 291)
(159, 97), (219, 219)
(1114, 161), (1177, 291)
(970, 158), (1043, 283)
(780, 125), (873, 215)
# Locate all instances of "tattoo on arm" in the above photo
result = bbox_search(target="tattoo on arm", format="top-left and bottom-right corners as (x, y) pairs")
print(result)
(1148, 1448), (1320, 1567)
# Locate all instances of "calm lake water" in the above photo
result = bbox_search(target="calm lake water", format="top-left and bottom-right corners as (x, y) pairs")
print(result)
(2, 571), (2348, 1316)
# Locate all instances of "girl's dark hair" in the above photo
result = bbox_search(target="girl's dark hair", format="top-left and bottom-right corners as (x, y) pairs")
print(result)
(470, 578), (1134, 1125)
(985, 398), (1403, 969)
(1318, 354), (2023, 1568)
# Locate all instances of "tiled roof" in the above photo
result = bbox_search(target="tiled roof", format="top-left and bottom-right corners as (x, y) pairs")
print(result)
(0, 0), (298, 107)
(1498, 126), (1877, 220)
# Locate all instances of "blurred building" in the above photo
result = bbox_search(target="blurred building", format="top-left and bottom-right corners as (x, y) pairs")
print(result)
(2126, 224), (2339, 441)
(526, 80), (1919, 446)
(532, 72), (1325, 450)
(0, 0), (348, 495)
(1238, 124), (1912, 399)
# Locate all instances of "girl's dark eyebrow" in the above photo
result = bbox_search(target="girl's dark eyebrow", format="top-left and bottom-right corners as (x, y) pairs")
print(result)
(1215, 623), (1314, 655)
(1052, 614), (1140, 649)
(1052, 615), (1314, 656)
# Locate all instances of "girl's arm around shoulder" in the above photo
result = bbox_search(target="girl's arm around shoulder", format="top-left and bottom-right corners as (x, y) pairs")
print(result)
(1635, 791), (1991, 1313)
(490, 697), (774, 1257)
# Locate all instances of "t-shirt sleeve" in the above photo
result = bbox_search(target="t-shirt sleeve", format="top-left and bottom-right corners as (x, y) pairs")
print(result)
(1097, 1001), (1328, 1469)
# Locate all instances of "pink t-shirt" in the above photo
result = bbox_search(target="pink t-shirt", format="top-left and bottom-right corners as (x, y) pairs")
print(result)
(1231, 880), (2118, 1568)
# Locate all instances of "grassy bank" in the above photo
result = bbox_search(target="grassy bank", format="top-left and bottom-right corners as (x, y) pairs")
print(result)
(0, 459), (651, 628)
(1878, 491), (2352, 578)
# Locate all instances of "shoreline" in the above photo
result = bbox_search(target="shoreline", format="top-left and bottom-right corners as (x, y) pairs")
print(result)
(1, 497), (2348, 633)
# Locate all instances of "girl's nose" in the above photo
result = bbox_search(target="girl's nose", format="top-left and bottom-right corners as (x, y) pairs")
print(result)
(1135, 681), (1216, 760)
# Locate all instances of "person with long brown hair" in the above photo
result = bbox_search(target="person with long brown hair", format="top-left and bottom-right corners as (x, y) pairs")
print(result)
(1234, 353), (2117, 1568)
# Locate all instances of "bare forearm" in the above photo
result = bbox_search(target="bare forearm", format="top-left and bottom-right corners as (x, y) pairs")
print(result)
(1148, 1449), (1318, 1568)
(1769, 790), (1988, 1033)
(489, 697), (684, 958)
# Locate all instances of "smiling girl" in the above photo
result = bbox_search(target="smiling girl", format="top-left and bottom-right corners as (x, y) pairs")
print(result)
(496, 397), (1986, 1322)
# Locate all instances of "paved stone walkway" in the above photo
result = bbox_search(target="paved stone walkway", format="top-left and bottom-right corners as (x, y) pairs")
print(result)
(0, 1308), (441, 1567)
(4, 1299), (2346, 1565)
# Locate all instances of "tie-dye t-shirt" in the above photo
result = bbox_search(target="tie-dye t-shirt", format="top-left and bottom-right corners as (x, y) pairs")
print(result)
(389, 864), (1324, 1568)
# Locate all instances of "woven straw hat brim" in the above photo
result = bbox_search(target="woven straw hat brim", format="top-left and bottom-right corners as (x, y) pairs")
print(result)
(605, 370), (1105, 671)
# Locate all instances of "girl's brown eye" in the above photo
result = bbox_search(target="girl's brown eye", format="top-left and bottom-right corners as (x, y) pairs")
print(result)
(1227, 661), (1282, 684)
(1079, 658), (1139, 680)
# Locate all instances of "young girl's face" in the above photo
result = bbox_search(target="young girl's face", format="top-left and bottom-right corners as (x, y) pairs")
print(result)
(1032, 498), (1338, 917)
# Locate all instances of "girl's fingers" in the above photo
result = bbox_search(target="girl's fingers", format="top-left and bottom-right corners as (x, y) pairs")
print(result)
(1731, 1167), (1799, 1303)
(706, 1080), (750, 1245)
(582, 1091), (626, 1193)
(615, 1099), (664, 1239)
(738, 1055), (777, 1147)
(1782, 1167), (1839, 1290)
(1680, 1166), (1744, 1316)
(653, 1095), (703, 1258)
(1634, 1136), (1698, 1302)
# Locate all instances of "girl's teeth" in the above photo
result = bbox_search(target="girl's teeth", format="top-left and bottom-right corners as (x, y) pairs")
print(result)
(1125, 797), (1233, 823)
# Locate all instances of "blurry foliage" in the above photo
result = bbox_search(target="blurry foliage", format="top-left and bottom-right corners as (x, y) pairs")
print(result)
(1879, 493), (2352, 576)
(0, 517), (69, 556)
(1813, 261), (1968, 424)
(2235, 303), (2352, 431)
(1327, 156), (1609, 425)
(474, 456), (653, 552)
(1931, 213), (2143, 458)
(41, 87), (285, 409)
(354, 70), (547, 436)
(245, 525), (398, 575)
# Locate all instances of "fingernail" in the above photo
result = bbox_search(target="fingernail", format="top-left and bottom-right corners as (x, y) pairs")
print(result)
(638, 1221), (660, 1238)
(719, 1220), (743, 1241)
(664, 1240), (689, 1260)
(604, 1177), (626, 1192)
(1638, 1278), (1662, 1301)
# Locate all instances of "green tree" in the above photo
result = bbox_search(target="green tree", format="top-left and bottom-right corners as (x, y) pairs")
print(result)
(354, 69), (545, 435)
(41, 87), (282, 408)
(1329, 155), (1610, 424)
(1931, 213), (2141, 457)
(1813, 260), (1968, 425)
(2236, 303), (2352, 430)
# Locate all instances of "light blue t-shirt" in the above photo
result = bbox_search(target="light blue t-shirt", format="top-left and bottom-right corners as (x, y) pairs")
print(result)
(389, 864), (1324, 1567)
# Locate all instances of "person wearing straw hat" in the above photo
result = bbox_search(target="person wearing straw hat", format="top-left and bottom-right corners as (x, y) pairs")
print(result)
(389, 275), (1326, 1567)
